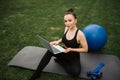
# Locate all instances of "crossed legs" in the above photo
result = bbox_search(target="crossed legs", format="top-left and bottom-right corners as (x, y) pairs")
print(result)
(29, 51), (81, 80)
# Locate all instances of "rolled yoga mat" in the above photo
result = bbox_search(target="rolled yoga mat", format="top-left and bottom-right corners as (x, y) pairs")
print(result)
(8, 46), (120, 80)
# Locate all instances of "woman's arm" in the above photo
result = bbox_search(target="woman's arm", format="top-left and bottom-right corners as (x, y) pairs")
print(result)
(50, 39), (62, 45)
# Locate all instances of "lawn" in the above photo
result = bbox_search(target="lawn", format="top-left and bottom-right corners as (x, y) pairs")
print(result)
(0, 0), (120, 80)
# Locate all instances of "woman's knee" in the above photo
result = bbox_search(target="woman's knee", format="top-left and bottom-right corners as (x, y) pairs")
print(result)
(66, 66), (81, 76)
(45, 50), (53, 56)
(71, 68), (81, 76)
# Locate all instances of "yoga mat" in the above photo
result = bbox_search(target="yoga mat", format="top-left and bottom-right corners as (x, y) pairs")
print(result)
(8, 46), (120, 80)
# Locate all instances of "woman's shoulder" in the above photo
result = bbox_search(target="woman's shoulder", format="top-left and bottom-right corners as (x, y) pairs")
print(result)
(77, 29), (85, 37)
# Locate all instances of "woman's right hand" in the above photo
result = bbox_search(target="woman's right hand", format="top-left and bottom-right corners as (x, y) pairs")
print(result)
(50, 41), (59, 46)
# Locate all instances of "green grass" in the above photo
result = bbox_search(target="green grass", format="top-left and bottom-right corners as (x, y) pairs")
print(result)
(0, 0), (120, 80)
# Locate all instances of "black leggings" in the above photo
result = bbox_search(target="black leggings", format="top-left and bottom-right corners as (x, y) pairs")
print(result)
(29, 50), (81, 80)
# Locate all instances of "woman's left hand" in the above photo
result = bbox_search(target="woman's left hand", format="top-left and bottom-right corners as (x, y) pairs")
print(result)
(64, 48), (72, 53)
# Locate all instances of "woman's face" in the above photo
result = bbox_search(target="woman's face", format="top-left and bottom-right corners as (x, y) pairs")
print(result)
(64, 14), (77, 29)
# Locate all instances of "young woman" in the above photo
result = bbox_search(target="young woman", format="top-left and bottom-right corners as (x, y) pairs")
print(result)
(29, 8), (88, 80)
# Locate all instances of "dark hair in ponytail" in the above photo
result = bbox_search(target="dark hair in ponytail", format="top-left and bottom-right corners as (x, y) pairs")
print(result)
(65, 8), (77, 19)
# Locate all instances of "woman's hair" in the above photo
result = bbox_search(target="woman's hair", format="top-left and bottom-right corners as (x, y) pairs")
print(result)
(65, 8), (77, 19)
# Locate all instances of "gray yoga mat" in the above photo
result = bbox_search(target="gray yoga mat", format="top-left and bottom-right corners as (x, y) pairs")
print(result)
(8, 46), (120, 80)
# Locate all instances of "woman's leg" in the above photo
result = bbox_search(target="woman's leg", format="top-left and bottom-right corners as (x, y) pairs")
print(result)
(54, 53), (81, 77)
(29, 50), (53, 80)
(65, 59), (81, 77)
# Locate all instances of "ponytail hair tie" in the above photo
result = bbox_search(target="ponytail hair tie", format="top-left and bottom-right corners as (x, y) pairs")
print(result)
(65, 8), (77, 19)
(67, 8), (74, 12)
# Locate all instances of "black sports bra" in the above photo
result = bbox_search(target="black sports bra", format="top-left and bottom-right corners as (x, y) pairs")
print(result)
(62, 29), (80, 48)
